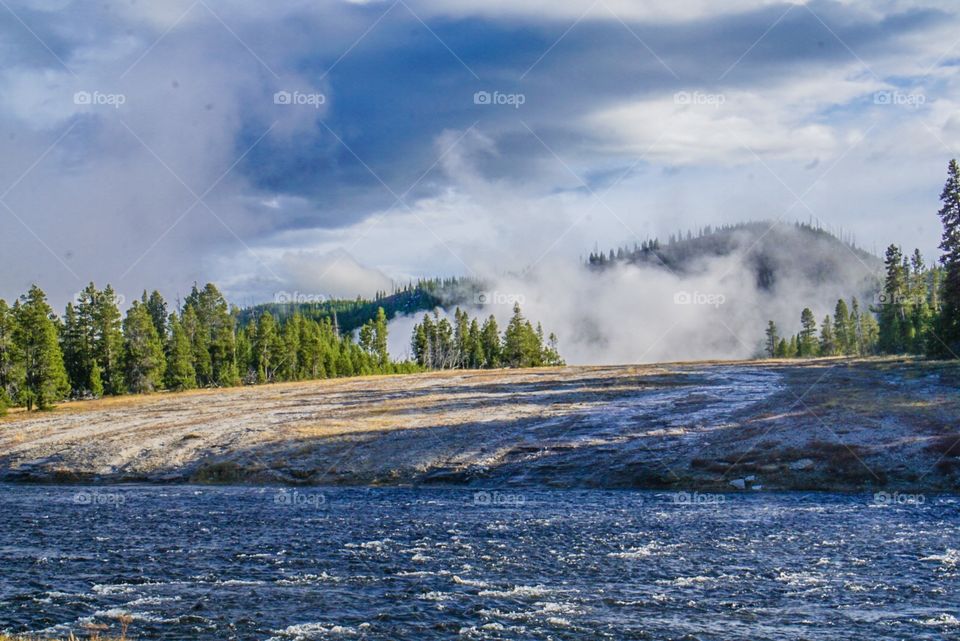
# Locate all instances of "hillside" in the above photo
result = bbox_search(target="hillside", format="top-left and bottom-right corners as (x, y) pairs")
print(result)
(588, 221), (882, 292)
(236, 277), (484, 334)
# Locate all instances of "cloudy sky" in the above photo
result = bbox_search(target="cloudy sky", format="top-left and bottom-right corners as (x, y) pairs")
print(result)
(2, 0), (960, 309)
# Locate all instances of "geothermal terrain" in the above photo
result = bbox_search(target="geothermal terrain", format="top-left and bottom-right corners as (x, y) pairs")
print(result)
(1, 358), (958, 492)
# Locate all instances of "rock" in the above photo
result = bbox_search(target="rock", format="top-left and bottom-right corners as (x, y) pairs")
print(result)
(789, 458), (815, 471)
(730, 478), (746, 490)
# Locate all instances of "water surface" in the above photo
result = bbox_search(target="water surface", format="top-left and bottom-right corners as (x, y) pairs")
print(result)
(1, 486), (958, 640)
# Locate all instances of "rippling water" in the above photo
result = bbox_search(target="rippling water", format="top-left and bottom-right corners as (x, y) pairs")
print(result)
(1, 485), (958, 640)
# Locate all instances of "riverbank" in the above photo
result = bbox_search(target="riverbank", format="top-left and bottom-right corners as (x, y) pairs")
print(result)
(1, 358), (957, 492)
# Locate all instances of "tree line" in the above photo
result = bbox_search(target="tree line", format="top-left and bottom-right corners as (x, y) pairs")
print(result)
(0, 281), (565, 414)
(763, 159), (960, 359)
(411, 304), (564, 369)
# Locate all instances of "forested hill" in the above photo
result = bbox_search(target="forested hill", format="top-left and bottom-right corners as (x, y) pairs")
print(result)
(238, 222), (883, 336)
(587, 221), (882, 290)
(237, 277), (484, 333)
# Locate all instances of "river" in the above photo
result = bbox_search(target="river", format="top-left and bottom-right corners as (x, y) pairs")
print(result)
(1, 485), (958, 640)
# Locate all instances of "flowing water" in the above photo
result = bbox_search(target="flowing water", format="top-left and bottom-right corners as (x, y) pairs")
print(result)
(1, 485), (958, 640)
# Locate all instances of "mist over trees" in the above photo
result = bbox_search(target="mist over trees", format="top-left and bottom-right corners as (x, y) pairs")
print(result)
(764, 159), (960, 360)
(411, 304), (564, 370)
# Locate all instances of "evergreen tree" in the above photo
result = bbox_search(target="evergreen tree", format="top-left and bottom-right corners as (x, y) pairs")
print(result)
(935, 159), (960, 356)
(411, 317), (430, 368)
(819, 315), (836, 356)
(764, 321), (779, 358)
(467, 319), (483, 369)
(183, 283), (237, 386)
(774, 337), (789, 358)
(181, 304), (209, 386)
(12, 286), (69, 410)
(123, 301), (166, 393)
(143, 290), (168, 340)
(798, 308), (819, 357)
(454, 308), (470, 368)
(61, 302), (85, 395)
(165, 314), (196, 391)
(91, 284), (125, 394)
(253, 312), (282, 383)
(833, 299), (852, 355)
(878, 244), (907, 353)
(502, 303), (543, 367)
(850, 297), (864, 355)
(373, 307), (389, 368)
(542, 332), (565, 366)
(480, 315), (501, 368)
(89, 361), (104, 398)
(908, 249), (931, 354)
(0, 299), (22, 406)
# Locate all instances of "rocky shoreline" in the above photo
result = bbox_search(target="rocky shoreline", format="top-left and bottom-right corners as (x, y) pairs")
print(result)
(1, 358), (958, 493)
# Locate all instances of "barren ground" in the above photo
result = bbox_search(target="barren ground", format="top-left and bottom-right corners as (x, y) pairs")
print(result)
(1, 358), (958, 491)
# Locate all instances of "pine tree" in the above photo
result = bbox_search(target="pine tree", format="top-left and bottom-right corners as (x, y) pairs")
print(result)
(775, 337), (789, 358)
(935, 159), (960, 357)
(12, 286), (69, 410)
(480, 315), (501, 368)
(467, 319), (483, 369)
(183, 283), (237, 386)
(143, 290), (168, 339)
(819, 315), (836, 356)
(833, 299), (852, 355)
(373, 307), (389, 368)
(454, 308), (470, 368)
(123, 301), (166, 393)
(908, 249), (931, 354)
(181, 304), (210, 386)
(411, 317), (430, 368)
(92, 284), (125, 394)
(165, 314), (196, 391)
(89, 360), (104, 398)
(878, 244), (907, 353)
(61, 302), (85, 395)
(787, 335), (798, 358)
(798, 308), (819, 357)
(764, 321), (779, 358)
(0, 299), (22, 407)
(850, 297), (864, 355)
(542, 332), (564, 366)
(860, 311), (880, 355)
(502, 303), (543, 367)
(253, 312), (282, 383)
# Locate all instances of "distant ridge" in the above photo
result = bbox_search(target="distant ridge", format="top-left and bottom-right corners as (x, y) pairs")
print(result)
(586, 221), (881, 291)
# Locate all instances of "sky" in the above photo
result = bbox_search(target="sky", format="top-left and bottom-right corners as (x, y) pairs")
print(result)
(2, 0), (960, 312)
